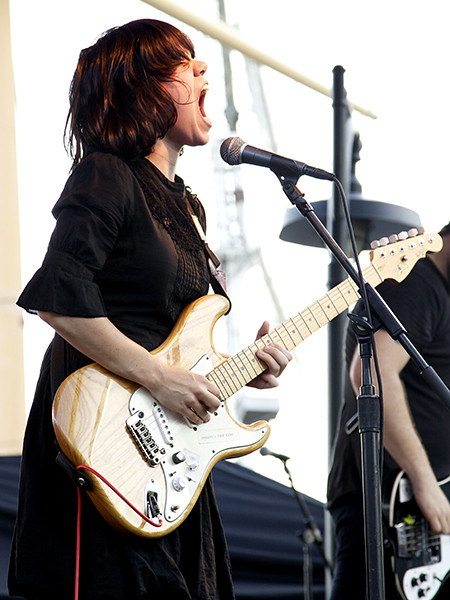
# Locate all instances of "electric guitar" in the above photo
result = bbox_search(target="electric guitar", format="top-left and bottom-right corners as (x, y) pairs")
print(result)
(53, 230), (442, 538)
(385, 471), (450, 600)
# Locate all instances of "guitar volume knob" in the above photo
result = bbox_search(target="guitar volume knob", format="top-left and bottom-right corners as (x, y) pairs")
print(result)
(172, 451), (186, 464)
(172, 476), (188, 492)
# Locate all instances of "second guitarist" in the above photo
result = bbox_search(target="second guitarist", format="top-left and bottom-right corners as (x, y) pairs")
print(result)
(327, 222), (450, 600)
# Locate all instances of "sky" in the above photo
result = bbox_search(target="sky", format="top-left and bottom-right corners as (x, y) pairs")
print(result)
(10, 0), (449, 502)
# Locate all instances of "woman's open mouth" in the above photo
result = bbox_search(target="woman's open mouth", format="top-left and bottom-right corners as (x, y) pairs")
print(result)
(199, 86), (212, 127)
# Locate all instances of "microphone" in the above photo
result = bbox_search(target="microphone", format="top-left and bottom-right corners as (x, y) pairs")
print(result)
(220, 137), (334, 181)
(260, 447), (290, 462)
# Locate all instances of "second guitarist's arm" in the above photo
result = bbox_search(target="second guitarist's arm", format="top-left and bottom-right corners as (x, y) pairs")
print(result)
(349, 328), (450, 535)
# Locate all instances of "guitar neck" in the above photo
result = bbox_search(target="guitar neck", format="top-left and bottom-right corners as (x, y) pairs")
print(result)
(207, 262), (384, 400)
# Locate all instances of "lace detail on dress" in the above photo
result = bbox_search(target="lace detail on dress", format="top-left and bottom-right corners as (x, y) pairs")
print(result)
(127, 159), (206, 254)
(127, 158), (210, 320)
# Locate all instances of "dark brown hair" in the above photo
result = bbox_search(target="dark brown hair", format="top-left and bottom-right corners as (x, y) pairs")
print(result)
(65, 19), (195, 168)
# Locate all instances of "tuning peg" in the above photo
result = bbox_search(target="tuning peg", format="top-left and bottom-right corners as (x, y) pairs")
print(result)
(370, 239), (380, 249)
(379, 237), (389, 246)
(389, 234), (399, 243)
(398, 231), (408, 240)
(408, 228), (418, 237)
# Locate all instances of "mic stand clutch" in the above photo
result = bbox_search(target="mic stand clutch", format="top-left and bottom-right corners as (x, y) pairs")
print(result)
(275, 173), (450, 600)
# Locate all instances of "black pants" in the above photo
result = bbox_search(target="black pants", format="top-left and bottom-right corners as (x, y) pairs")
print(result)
(328, 501), (399, 600)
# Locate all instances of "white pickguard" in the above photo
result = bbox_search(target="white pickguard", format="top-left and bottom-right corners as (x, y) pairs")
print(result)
(126, 354), (267, 524)
(400, 534), (450, 600)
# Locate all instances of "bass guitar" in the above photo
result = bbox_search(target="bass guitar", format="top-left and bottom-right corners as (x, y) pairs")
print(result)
(53, 230), (442, 537)
(385, 471), (450, 600)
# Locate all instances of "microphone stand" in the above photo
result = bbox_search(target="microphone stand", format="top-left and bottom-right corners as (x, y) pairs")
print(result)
(274, 172), (450, 600)
(269, 453), (333, 600)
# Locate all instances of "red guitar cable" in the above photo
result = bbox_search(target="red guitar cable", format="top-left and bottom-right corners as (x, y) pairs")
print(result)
(73, 464), (163, 600)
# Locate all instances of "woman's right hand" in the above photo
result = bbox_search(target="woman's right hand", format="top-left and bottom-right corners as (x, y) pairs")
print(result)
(37, 312), (221, 425)
(148, 362), (221, 425)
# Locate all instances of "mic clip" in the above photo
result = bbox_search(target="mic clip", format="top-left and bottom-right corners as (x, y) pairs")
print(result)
(270, 155), (304, 183)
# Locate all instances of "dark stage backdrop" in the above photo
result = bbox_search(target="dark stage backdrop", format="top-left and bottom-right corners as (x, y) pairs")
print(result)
(0, 456), (326, 599)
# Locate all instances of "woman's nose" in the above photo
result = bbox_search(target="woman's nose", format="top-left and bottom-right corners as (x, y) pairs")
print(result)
(194, 60), (208, 77)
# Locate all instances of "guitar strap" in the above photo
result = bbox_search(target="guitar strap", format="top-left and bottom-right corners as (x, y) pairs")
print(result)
(190, 213), (232, 314)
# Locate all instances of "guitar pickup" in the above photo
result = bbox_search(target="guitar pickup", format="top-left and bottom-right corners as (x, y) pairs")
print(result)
(152, 403), (174, 447)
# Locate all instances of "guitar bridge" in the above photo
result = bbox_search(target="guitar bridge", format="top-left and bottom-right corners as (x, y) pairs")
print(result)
(126, 413), (162, 467)
(395, 520), (441, 563)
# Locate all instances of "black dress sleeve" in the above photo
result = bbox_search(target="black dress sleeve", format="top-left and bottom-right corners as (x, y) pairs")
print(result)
(17, 153), (138, 317)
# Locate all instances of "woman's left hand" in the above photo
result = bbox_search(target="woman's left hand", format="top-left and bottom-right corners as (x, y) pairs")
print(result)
(248, 321), (292, 389)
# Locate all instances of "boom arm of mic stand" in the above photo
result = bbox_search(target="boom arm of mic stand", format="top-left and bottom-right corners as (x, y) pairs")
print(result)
(279, 176), (450, 410)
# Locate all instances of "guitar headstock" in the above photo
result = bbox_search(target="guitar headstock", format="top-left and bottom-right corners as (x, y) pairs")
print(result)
(369, 228), (443, 282)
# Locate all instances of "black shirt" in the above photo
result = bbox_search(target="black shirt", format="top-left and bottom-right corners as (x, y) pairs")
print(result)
(327, 256), (450, 508)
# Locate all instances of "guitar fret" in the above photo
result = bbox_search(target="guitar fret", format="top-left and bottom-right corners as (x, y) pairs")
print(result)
(230, 355), (253, 386)
(324, 291), (340, 315)
(240, 348), (260, 377)
(227, 357), (248, 388)
(208, 369), (232, 399)
(316, 297), (336, 322)
(299, 308), (318, 335)
(247, 343), (265, 376)
(207, 371), (227, 399)
(310, 301), (330, 327)
(218, 363), (238, 395)
(269, 329), (284, 347)
(346, 278), (361, 303)
(271, 327), (293, 352)
(336, 280), (357, 307)
(292, 314), (310, 340)
(280, 323), (296, 349)
(327, 286), (351, 312)
(254, 337), (267, 351)
(220, 362), (241, 393)
(307, 307), (321, 329)
(284, 318), (304, 344)
(289, 317), (305, 341)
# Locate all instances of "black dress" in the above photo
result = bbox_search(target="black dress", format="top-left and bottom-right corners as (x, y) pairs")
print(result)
(9, 153), (235, 600)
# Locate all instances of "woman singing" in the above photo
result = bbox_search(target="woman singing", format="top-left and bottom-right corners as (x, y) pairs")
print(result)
(9, 19), (291, 600)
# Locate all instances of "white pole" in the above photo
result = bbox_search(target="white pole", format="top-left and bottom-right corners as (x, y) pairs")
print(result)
(0, 0), (27, 455)
(141, 0), (377, 119)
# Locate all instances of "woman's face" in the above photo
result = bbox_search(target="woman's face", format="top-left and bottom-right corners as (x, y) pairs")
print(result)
(162, 58), (212, 150)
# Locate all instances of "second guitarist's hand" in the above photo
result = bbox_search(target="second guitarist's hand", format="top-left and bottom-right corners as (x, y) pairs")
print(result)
(410, 473), (450, 535)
